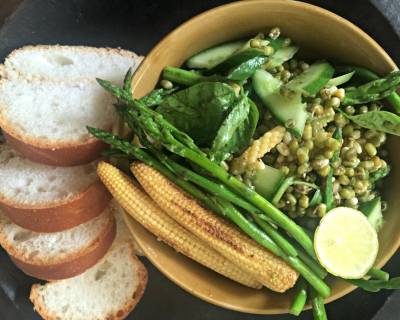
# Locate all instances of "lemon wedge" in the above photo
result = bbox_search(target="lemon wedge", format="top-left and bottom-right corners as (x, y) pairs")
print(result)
(314, 206), (379, 279)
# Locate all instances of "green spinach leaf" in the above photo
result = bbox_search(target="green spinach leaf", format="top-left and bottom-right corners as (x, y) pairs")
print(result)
(344, 111), (400, 136)
(156, 82), (237, 146)
(210, 97), (259, 162)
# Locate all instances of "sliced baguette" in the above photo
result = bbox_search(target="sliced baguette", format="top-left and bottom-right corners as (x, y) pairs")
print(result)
(4, 45), (143, 85)
(0, 144), (111, 232)
(30, 242), (147, 320)
(0, 205), (116, 280)
(0, 77), (117, 166)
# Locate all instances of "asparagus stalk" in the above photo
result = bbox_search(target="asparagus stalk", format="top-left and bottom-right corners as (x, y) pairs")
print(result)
(97, 77), (317, 260)
(343, 71), (400, 106)
(337, 65), (400, 113)
(367, 268), (390, 281)
(309, 287), (328, 320)
(290, 278), (308, 316)
(162, 66), (205, 86)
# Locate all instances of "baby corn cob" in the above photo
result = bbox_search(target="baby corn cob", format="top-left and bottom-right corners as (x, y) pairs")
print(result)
(97, 161), (262, 289)
(132, 162), (298, 293)
(230, 126), (286, 175)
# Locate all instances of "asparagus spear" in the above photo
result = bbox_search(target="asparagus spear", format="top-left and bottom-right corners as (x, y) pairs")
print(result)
(97, 77), (317, 260)
(309, 287), (328, 320)
(337, 65), (400, 113)
(290, 278), (308, 316)
(342, 71), (400, 106)
(162, 66), (205, 86)
(368, 268), (390, 281)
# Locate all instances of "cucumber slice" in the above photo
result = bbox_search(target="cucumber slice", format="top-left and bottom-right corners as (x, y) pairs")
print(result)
(252, 69), (308, 137)
(250, 165), (285, 200)
(286, 61), (335, 96)
(327, 71), (355, 87)
(206, 48), (265, 75)
(359, 197), (383, 232)
(186, 41), (246, 70)
(265, 46), (299, 70)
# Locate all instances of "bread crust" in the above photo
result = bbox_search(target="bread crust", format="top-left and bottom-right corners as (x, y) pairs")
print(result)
(0, 180), (112, 232)
(29, 244), (148, 320)
(9, 215), (116, 281)
(3, 130), (107, 166)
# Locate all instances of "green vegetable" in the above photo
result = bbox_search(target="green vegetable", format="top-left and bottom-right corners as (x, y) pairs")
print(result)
(286, 61), (335, 96)
(323, 127), (342, 210)
(210, 96), (258, 163)
(348, 277), (400, 292)
(227, 55), (268, 81)
(96, 77), (320, 267)
(162, 66), (205, 86)
(186, 40), (246, 69)
(309, 287), (328, 320)
(207, 48), (265, 75)
(252, 69), (308, 137)
(344, 110), (400, 136)
(250, 165), (285, 200)
(156, 82), (237, 146)
(272, 176), (318, 205)
(309, 189), (323, 207)
(290, 278), (308, 316)
(343, 71), (400, 106)
(265, 46), (299, 70)
(359, 197), (383, 231)
(369, 165), (391, 184)
(327, 71), (355, 87)
(337, 65), (400, 113)
(368, 268), (390, 281)
(89, 126), (331, 298)
(139, 88), (178, 107)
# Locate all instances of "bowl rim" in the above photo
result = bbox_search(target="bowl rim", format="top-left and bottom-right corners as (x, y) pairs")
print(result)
(130, 0), (400, 314)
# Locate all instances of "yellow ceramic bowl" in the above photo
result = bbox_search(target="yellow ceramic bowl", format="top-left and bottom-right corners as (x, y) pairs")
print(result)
(124, 0), (400, 314)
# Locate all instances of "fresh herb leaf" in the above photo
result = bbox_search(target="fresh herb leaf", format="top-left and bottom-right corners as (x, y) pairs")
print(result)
(344, 111), (400, 136)
(227, 55), (268, 81)
(156, 82), (237, 147)
(210, 96), (258, 162)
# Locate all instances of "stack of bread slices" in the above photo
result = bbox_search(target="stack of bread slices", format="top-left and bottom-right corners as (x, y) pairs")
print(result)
(0, 46), (147, 320)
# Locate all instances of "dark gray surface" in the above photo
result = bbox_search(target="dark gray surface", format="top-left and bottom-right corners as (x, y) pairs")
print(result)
(0, 0), (399, 319)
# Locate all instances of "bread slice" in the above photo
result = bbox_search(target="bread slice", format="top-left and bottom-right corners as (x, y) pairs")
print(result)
(0, 144), (111, 232)
(0, 205), (116, 280)
(4, 45), (143, 85)
(0, 77), (118, 166)
(30, 242), (147, 320)
(0, 46), (142, 166)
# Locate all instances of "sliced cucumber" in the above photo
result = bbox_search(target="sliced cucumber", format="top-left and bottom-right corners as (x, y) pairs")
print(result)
(252, 69), (308, 137)
(186, 41), (246, 70)
(286, 61), (335, 96)
(206, 48), (265, 75)
(250, 165), (285, 200)
(359, 197), (383, 232)
(265, 46), (299, 70)
(327, 71), (355, 87)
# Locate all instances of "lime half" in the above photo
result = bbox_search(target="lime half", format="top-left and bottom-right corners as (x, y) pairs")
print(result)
(314, 206), (379, 279)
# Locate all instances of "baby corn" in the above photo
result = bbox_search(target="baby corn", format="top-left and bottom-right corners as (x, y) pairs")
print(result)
(132, 162), (298, 293)
(230, 126), (286, 175)
(97, 161), (262, 289)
